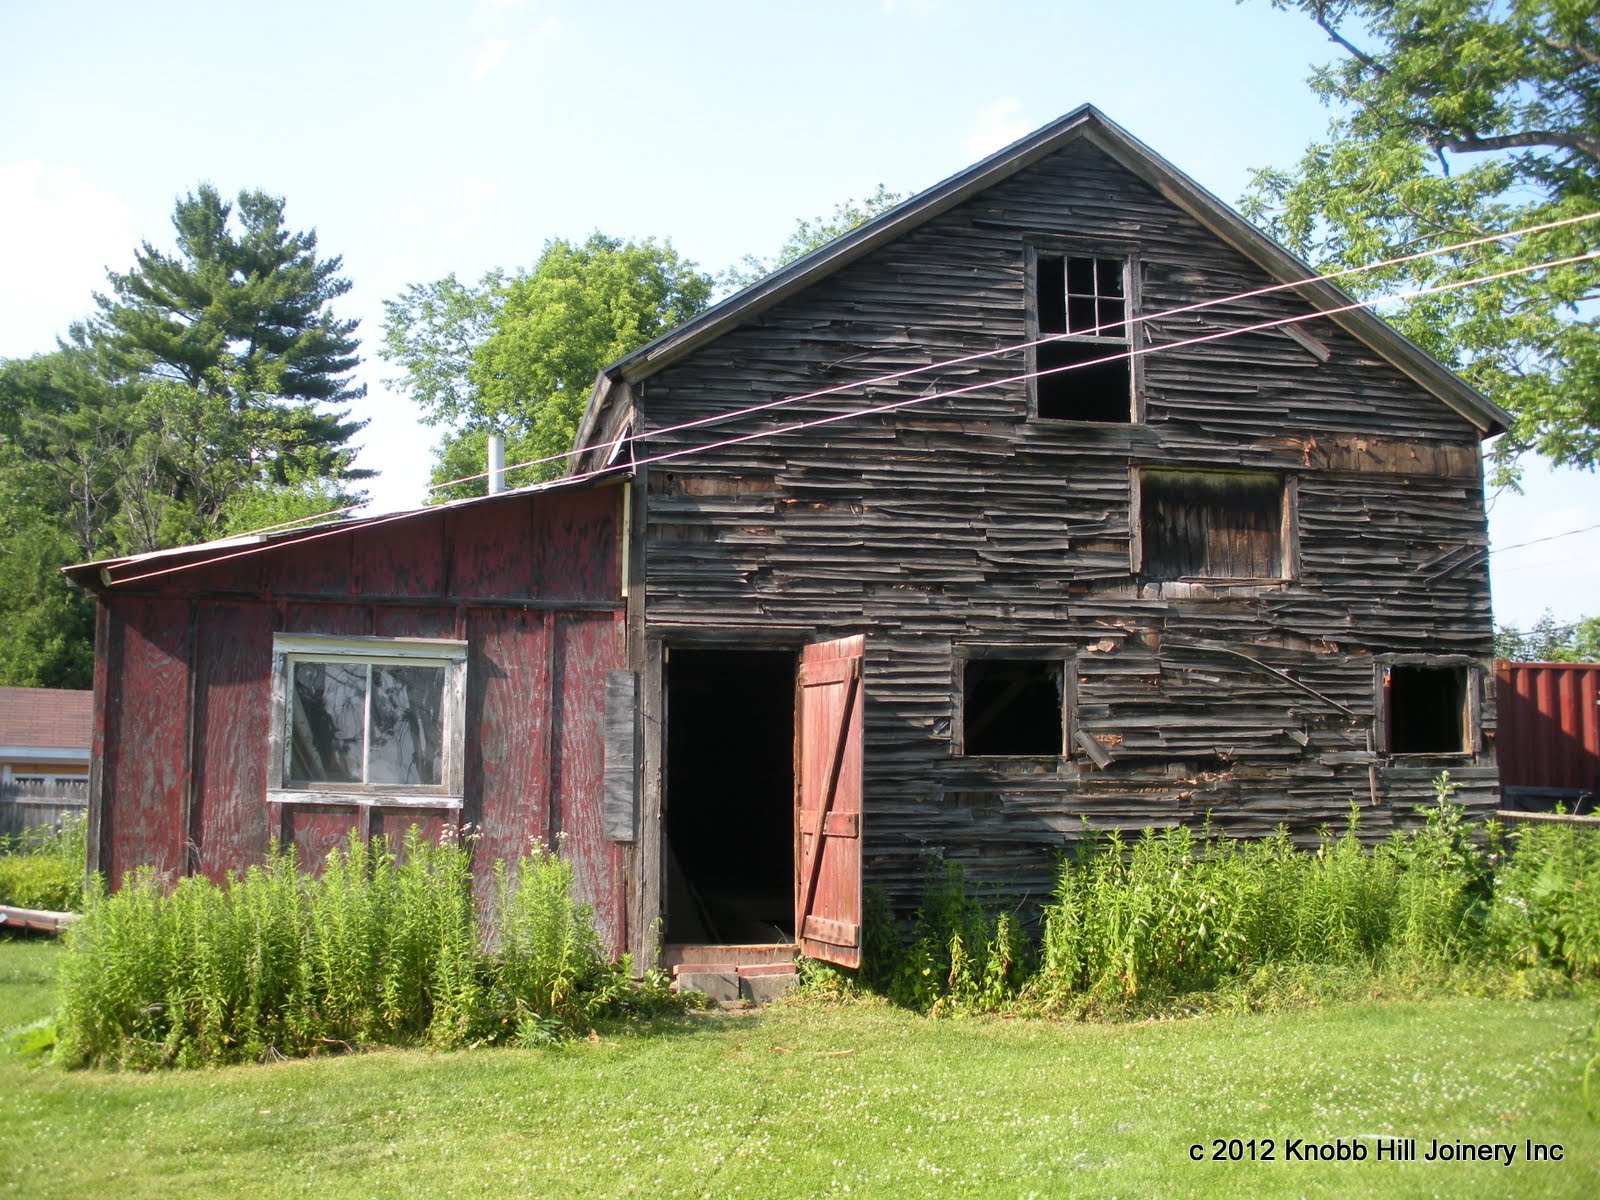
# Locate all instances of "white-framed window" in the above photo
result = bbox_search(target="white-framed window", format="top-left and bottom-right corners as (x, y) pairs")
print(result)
(269, 634), (468, 807)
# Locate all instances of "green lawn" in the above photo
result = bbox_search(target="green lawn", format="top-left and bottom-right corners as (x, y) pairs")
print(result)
(2, 938), (1597, 1198)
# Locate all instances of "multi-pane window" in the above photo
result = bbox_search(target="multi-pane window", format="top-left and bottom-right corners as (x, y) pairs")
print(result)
(1033, 253), (1132, 422)
(270, 635), (467, 802)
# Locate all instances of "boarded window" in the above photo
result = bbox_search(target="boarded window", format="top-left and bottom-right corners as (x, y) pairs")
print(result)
(270, 634), (467, 802)
(1140, 471), (1285, 580)
(962, 658), (1064, 756)
(1386, 664), (1469, 754)
(1035, 254), (1131, 422)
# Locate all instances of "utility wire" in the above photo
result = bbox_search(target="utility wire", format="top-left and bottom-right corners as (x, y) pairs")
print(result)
(101, 246), (1600, 589)
(1492, 521), (1600, 555)
(232, 208), (1600, 537)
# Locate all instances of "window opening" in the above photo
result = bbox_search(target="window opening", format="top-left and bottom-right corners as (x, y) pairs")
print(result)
(1035, 253), (1131, 422)
(1386, 664), (1468, 754)
(962, 658), (1064, 756)
(1141, 471), (1285, 580)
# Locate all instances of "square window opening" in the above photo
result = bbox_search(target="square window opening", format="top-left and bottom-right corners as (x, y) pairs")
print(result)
(1033, 252), (1132, 423)
(1386, 664), (1468, 754)
(962, 658), (1064, 756)
(1141, 470), (1286, 580)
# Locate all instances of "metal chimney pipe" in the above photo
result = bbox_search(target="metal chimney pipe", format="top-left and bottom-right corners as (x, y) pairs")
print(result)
(487, 433), (505, 495)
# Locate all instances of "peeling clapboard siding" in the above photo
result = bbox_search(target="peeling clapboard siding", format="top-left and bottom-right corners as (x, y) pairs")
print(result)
(634, 138), (1495, 910)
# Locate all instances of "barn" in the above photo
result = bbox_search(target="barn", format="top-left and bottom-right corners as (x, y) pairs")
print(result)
(68, 106), (1510, 978)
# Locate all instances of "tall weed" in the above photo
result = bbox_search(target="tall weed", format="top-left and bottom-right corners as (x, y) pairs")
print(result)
(53, 830), (680, 1069)
(883, 789), (1590, 1016)
(0, 812), (88, 911)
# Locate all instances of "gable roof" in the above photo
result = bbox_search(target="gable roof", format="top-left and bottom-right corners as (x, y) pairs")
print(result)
(0, 687), (92, 754)
(573, 104), (1508, 456)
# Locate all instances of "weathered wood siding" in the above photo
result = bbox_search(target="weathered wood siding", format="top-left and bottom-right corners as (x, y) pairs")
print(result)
(87, 484), (629, 953)
(633, 138), (1496, 910)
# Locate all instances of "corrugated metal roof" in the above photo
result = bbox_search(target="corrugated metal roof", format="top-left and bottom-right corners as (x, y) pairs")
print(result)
(61, 472), (629, 591)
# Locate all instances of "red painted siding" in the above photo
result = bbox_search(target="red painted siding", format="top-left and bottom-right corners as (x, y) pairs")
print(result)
(554, 612), (626, 956)
(1496, 661), (1600, 792)
(86, 483), (630, 949)
(102, 597), (191, 885)
(189, 602), (275, 880)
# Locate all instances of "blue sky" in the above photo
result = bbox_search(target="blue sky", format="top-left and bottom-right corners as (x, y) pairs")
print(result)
(2, 0), (1594, 626)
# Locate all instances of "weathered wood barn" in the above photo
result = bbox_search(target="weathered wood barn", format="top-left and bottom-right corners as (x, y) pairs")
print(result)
(69, 106), (1509, 973)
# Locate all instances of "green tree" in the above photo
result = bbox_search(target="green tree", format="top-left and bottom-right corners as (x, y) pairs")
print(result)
(1495, 609), (1600, 661)
(0, 186), (368, 684)
(382, 235), (712, 498)
(720, 185), (903, 293)
(91, 185), (369, 500)
(1243, 1), (1599, 483)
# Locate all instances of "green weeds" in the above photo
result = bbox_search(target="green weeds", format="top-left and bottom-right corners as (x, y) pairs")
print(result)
(0, 813), (87, 911)
(859, 782), (1600, 1018)
(51, 829), (678, 1069)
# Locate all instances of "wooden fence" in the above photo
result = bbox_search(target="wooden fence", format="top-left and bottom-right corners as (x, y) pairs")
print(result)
(0, 780), (88, 843)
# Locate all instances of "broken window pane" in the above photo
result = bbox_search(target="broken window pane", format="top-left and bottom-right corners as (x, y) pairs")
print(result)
(1037, 256), (1066, 333)
(1141, 471), (1285, 579)
(1034, 253), (1132, 421)
(1038, 342), (1132, 421)
(963, 658), (1064, 756)
(1387, 665), (1468, 754)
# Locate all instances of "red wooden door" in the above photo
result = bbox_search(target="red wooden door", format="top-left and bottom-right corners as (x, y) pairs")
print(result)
(796, 635), (864, 968)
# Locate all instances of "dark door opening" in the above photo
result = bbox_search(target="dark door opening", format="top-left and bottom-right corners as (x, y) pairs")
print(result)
(665, 648), (796, 943)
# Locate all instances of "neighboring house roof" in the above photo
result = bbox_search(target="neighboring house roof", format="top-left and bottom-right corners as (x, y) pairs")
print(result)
(0, 687), (92, 756)
(573, 103), (1509, 458)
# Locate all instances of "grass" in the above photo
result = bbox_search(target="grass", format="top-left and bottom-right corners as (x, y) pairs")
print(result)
(3, 939), (1597, 1198)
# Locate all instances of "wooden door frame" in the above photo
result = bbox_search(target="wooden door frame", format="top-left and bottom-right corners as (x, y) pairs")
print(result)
(640, 631), (810, 963)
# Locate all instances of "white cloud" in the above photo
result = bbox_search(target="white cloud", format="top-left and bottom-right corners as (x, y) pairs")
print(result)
(0, 161), (134, 358)
(469, 38), (513, 88)
(962, 98), (1032, 159)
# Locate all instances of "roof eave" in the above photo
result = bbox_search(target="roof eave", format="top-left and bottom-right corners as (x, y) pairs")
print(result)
(63, 471), (632, 592)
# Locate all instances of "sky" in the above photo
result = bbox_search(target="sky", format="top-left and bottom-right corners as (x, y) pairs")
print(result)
(1, 0), (1594, 627)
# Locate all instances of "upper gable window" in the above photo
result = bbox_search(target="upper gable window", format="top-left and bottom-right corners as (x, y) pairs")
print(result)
(1033, 253), (1133, 423)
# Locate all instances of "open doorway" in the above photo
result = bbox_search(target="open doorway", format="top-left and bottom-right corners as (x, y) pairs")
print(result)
(665, 647), (796, 944)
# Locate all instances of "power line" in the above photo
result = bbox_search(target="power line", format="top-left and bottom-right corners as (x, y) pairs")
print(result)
(453, 208), (1600, 492)
(1492, 520), (1600, 555)
(229, 208), (1600, 537)
(100, 245), (1600, 589)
